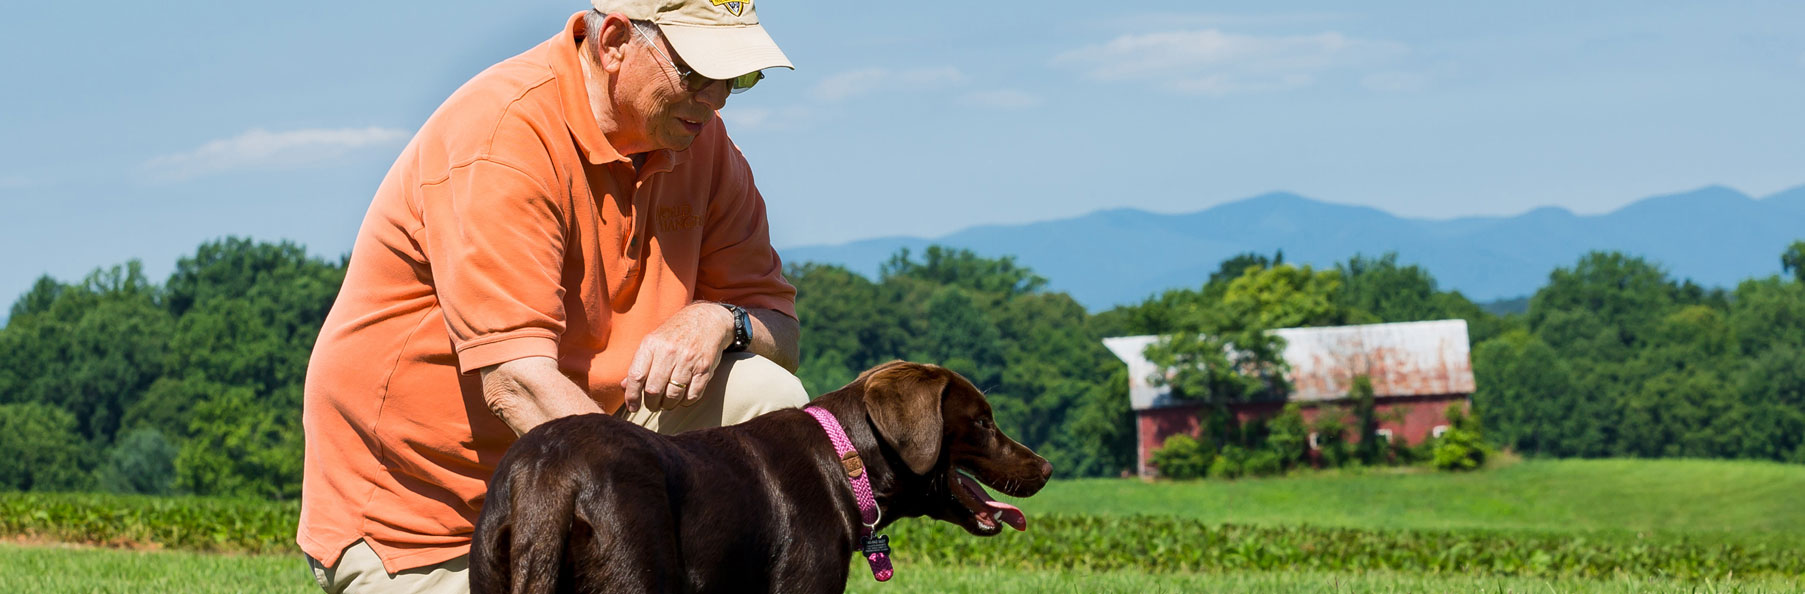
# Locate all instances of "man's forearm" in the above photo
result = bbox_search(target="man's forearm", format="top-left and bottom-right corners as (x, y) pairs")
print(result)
(746, 308), (800, 372)
(479, 356), (606, 435)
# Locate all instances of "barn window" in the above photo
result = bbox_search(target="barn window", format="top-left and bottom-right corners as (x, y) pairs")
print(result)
(1375, 428), (1394, 443)
(1432, 425), (1450, 439)
(1307, 432), (1319, 450)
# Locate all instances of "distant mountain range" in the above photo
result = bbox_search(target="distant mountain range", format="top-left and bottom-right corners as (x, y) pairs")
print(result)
(780, 184), (1805, 311)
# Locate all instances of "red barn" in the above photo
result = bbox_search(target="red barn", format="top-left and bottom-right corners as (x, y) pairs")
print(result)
(1103, 319), (1476, 478)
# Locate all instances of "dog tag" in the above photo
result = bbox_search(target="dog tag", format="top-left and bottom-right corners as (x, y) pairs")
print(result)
(861, 534), (890, 555)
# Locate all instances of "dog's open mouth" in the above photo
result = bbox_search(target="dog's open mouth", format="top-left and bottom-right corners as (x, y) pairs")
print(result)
(953, 470), (1027, 533)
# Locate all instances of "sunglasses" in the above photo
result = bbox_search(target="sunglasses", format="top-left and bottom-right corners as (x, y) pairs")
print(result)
(632, 25), (764, 95)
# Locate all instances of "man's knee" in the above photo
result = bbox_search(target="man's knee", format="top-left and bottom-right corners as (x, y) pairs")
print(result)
(716, 352), (807, 423)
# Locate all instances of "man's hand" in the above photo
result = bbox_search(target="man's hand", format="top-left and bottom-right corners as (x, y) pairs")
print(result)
(621, 302), (735, 413)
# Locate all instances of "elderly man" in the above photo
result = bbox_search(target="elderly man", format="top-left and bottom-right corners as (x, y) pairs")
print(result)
(297, 1), (804, 591)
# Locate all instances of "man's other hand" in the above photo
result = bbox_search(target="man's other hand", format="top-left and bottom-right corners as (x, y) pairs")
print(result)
(621, 302), (735, 413)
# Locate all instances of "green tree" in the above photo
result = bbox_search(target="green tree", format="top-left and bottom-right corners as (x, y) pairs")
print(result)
(1089, 251), (1283, 339)
(1731, 346), (1805, 461)
(879, 246), (1046, 300)
(175, 387), (304, 499)
(1335, 252), (1507, 343)
(911, 286), (1006, 391)
(1147, 263), (1349, 403)
(1782, 240), (1805, 284)
(1219, 264), (1350, 330)
(96, 427), (179, 495)
(788, 263), (906, 395)
(1729, 277), (1805, 355)
(0, 403), (95, 491)
(992, 292), (1126, 473)
(163, 238), (343, 393)
(1055, 369), (1136, 477)
(1204, 251), (1284, 299)
(1089, 287), (1209, 340)
(157, 238), (343, 497)
(1471, 329), (1577, 456)
(1612, 306), (1739, 458)
(1529, 252), (1684, 358)
(0, 263), (173, 443)
(1335, 253), (1438, 324)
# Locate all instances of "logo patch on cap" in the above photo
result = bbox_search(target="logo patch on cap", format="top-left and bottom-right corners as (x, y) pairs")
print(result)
(711, 0), (746, 17)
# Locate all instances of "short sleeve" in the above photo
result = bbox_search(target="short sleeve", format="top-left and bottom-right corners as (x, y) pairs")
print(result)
(416, 158), (569, 373)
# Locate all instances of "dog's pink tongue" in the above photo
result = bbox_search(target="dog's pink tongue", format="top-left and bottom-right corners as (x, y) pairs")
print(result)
(957, 474), (1028, 531)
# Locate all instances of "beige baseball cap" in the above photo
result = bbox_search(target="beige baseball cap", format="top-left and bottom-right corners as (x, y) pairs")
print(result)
(590, 0), (793, 80)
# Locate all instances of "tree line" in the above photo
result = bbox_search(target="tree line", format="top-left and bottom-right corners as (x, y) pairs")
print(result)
(3, 238), (1803, 498)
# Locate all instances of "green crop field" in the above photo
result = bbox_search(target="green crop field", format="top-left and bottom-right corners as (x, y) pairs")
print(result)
(5, 459), (1804, 592)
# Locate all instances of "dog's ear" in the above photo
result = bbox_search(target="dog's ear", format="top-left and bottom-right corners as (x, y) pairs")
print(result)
(861, 362), (946, 476)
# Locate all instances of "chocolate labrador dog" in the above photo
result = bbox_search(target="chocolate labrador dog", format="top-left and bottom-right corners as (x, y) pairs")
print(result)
(468, 361), (1052, 594)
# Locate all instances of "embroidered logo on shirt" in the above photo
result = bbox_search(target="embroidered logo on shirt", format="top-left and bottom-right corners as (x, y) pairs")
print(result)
(657, 205), (704, 233)
(711, 0), (746, 17)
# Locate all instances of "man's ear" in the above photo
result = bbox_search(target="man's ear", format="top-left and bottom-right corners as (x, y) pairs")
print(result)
(861, 363), (946, 476)
(595, 12), (635, 74)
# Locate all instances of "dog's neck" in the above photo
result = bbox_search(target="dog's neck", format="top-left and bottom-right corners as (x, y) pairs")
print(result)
(807, 389), (915, 530)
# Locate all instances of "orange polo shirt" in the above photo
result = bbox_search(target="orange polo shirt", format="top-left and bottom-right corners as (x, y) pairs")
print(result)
(297, 12), (795, 572)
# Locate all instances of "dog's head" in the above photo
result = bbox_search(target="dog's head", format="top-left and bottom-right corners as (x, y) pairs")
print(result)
(856, 361), (1052, 536)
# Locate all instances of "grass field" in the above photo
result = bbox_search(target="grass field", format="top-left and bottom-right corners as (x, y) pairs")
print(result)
(6, 458), (1804, 592)
(1004, 458), (1805, 539)
(5, 543), (1801, 594)
(843, 566), (1805, 594)
(0, 542), (316, 594)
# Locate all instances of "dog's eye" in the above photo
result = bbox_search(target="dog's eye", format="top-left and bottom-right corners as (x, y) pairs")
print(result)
(976, 418), (992, 430)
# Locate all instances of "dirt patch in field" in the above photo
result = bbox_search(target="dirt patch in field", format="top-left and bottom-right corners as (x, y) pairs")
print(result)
(4, 533), (166, 552)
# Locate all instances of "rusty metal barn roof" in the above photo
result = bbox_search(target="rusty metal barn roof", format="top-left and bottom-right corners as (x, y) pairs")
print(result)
(1102, 319), (1475, 411)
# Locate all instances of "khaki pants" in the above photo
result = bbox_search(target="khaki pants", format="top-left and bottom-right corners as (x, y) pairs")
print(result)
(306, 352), (808, 593)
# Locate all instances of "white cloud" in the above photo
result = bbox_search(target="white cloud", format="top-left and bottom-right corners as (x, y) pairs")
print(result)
(141, 126), (409, 183)
(1053, 29), (1406, 96)
(960, 89), (1044, 109)
(811, 67), (965, 102)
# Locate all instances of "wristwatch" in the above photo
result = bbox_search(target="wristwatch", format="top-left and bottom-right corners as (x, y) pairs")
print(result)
(719, 303), (752, 353)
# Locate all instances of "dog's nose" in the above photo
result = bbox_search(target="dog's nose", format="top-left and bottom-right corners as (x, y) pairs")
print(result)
(1038, 459), (1053, 479)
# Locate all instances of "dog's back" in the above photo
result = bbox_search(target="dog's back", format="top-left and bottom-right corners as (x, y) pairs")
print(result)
(471, 410), (850, 594)
(471, 413), (687, 594)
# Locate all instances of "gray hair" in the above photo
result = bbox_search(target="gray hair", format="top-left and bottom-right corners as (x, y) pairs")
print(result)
(585, 9), (661, 46)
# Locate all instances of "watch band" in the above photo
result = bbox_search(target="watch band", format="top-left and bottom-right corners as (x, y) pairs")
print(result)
(720, 303), (752, 353)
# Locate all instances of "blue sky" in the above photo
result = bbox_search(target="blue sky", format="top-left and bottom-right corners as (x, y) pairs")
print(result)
(3, 1), (1802, 307)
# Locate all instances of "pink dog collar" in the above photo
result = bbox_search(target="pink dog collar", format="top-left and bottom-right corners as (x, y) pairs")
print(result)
(804, 406), (894, 582)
